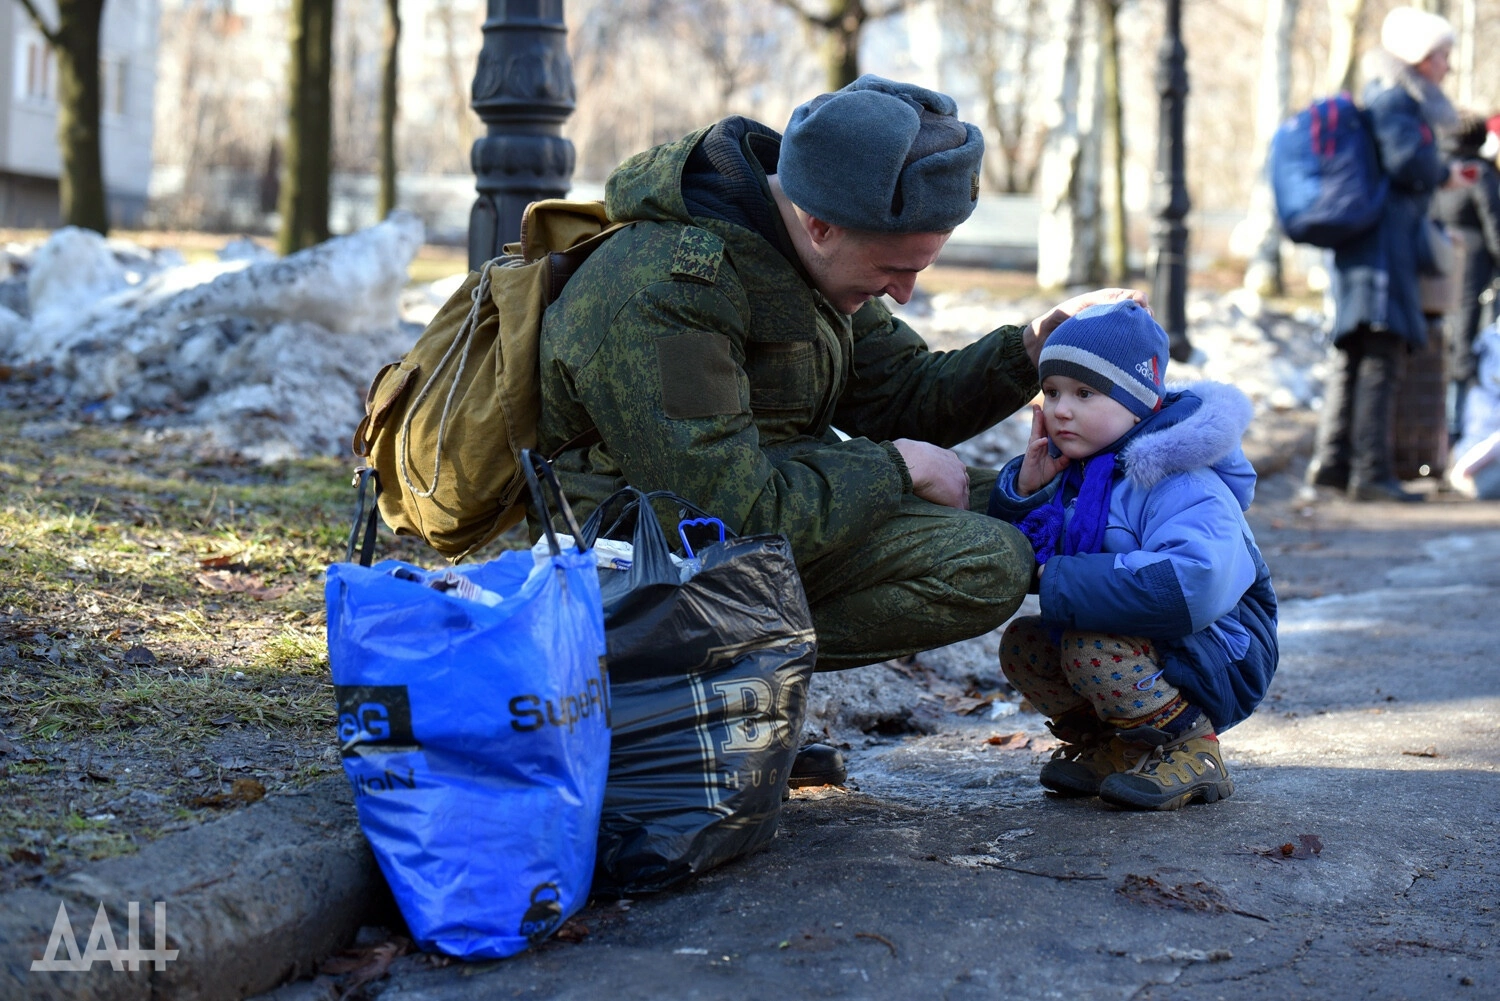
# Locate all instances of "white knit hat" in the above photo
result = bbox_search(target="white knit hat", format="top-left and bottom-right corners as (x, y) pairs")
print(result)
(1381, 6), (1455, 66)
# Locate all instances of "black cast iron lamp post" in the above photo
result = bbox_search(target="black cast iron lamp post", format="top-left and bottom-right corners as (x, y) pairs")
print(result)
(468, 0), (578, 268)
(1152, 0), (1193, 362)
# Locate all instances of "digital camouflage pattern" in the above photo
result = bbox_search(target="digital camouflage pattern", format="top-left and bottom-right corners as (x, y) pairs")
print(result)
(537, 119), (1039, 668)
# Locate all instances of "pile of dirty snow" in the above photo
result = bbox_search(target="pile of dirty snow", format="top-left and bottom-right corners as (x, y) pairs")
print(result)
(0, 214), (425, 462)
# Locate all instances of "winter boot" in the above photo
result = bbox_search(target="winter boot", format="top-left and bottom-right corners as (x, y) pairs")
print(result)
(788, 743), (846, 789)
(1097, 713), (1233, 811)
(1038, 709), (1134, 797)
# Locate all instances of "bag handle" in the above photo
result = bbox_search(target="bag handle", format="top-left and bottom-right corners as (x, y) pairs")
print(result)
(579, 488), (736, 587)
(521, 449), (586, 557)
(346, 467), (382, 566)
(577, 487), (680, 588)
(677, 517), (726, 564)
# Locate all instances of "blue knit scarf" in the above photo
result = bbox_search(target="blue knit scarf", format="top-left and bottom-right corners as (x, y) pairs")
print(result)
(1017, 452), (1118, 564)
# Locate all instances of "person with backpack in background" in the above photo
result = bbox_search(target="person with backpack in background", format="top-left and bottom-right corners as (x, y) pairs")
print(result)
(1304, 6), (1474, 503)
(1431, 110), (1500, 450)
(535, 77), (1141, 710)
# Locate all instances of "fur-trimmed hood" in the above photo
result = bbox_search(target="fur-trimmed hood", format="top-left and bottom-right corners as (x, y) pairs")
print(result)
(1118, 381), (1257, 504)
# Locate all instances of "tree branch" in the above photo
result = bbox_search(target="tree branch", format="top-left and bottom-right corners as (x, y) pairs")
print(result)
(768, 0), (838, 32)
(866, 0), (912, 21)
(14, 0), (61, 45)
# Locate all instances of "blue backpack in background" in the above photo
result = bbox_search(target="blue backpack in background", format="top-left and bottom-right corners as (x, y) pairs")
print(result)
(1270, 94), (1389, 248)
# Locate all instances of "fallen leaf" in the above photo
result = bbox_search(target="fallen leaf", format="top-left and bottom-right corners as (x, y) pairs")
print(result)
(554, 916), (590, 943)
(195, 570), (293, 601)
(1117, 873), (1267, 920)
(1402, 745), (1440, 758)
(190, 777), (265, 808)
(122, 645), (157, 667)
(983, 732), (1030, 749)
(1243, 833), (1322, 861)
(943, 694), (993, 715)
(320, 935), (410, 991)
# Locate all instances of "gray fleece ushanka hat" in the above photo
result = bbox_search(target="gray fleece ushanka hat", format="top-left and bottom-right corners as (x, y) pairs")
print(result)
(779, 75), (984, 234)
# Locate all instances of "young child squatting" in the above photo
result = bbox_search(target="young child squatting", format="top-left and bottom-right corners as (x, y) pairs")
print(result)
(987, 299), (1279, 810)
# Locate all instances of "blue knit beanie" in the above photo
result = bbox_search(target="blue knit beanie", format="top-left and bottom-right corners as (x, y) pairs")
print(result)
(780, 75), (984, 233)
(1037, 300), (1169, 419)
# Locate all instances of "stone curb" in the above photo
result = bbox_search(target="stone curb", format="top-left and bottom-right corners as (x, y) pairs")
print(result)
(0, 776), (377, 1001)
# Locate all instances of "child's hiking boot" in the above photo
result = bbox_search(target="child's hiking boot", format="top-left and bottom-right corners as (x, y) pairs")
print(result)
(1038, 709), (1132, 797)
(1039, 734), (1136, 797)
(1097, 714), (1233, 810)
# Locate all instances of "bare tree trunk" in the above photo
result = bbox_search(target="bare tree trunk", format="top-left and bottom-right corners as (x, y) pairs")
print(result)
(1099, 0), (1126, 284)
(278, 0), (335, 255)
(945, 0), (1044, 195)
(1326, 0), (1366, 95)
(1240, 0), (1300, 296)
(1036, 0), (1103, 290)
(18, 0), (108, 234)
(1456, 0), (1475, 105)
(826, 0), (863, 90)
(774, 0), (907, 92)
(378, 0), (400, 219)
(434, 0), (476, 170)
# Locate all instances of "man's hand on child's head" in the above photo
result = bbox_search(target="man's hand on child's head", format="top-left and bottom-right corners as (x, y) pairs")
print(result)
(1018, 404), (1070, 496)
(1023, 288), (1150, 368)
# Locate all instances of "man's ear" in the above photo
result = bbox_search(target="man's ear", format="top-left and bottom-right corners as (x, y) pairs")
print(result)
(804, 214), (838, 247)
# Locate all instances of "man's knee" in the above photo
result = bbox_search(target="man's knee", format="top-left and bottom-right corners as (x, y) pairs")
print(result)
(940, 512), (1035, 622)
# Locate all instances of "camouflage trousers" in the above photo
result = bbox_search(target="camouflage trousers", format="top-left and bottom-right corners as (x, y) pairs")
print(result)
(797, 468), (1034, 672)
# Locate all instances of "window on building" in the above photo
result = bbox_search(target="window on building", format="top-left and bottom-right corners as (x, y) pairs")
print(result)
(102, 57), (128, 116)
(25, 38), (55, 102)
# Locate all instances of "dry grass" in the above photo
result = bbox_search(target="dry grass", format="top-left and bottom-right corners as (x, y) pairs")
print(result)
(0, 386), (458, 888)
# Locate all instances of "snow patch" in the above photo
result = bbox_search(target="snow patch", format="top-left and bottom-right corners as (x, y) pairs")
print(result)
(0, 212), (426, 461)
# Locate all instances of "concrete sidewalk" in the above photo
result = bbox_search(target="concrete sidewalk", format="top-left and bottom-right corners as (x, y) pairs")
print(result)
(3, 477), (1497, 1000)
(0, 778), (377, 1000)
(323, 518), (1500, 999)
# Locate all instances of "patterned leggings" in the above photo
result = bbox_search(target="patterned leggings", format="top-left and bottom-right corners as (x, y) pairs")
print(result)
(999, 615), (1189, 730)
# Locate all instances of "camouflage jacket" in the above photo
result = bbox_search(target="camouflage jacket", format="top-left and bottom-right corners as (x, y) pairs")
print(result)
(537, 117), (1039, 566)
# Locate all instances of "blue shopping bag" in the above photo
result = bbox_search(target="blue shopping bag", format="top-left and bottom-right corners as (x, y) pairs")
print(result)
(325, 453), (608, 959)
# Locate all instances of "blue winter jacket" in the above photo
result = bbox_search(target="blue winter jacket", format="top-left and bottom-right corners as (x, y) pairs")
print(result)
(987, 383), (1278, 732)
(1330, 50), (1452, 348)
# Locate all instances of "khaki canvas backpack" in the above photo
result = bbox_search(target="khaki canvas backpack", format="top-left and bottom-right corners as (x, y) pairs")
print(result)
(351, 199), (629, 561)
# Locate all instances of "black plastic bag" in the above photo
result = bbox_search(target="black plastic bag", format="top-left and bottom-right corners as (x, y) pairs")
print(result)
(579, 488), (816, 896)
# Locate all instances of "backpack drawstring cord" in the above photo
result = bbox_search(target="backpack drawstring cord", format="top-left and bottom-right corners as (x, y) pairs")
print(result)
(398, 264), (496, 500)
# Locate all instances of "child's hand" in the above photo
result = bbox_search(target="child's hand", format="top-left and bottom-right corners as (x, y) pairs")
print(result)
(1017, 404), (1069, 496)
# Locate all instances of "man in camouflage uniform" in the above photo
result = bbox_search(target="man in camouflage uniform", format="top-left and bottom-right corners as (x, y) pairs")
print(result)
(539, 75), (1142, 672)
